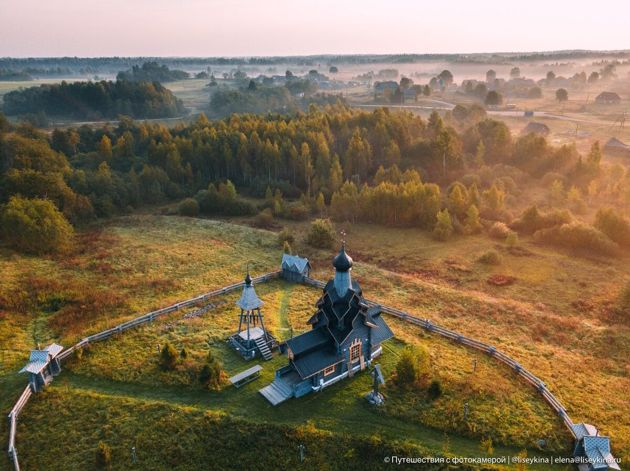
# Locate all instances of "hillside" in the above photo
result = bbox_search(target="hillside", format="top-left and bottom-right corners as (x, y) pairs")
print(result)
(2, 215), (628, 469)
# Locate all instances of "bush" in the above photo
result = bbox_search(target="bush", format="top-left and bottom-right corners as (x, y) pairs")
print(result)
(427, 379), (442, 400)
(510, 206), (572, 235)
(477, 250), (502, 265)
(195, 181), (256, 216)
(533, 222), (619, 256)
(199, 351), (225, 390)
(178, 198), (199, 217)
(277, 228), (295, 246)
(0, 196), (74, 254)
(254, 208), (274, 228)
(159, 342), (178, 371)
(394, 345), (430, 388)
(96, 441), (112, 468)
(488, 222), (512, 240)
(594, 208), (630, 247)
(285, 202), (310, 221)
(283, 240), (292, 254)
(433, 209), (454, 241)
(306, 218), (336, 249)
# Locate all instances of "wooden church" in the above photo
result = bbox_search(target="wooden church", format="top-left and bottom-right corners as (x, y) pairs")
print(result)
(260, 244), (394, 405)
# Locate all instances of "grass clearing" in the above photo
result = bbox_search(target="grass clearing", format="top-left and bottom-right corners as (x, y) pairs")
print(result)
(1, 214), (628, 468)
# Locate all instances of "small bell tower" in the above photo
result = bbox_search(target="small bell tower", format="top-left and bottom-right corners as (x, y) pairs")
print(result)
(229, 267), (276, 360)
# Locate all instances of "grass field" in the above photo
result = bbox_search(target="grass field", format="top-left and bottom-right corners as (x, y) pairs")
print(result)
(1, 214), (628, 469)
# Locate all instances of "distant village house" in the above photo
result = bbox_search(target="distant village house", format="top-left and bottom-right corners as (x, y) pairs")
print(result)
(595, 92), (621, 105)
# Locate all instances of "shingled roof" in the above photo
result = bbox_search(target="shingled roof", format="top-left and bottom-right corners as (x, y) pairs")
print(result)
(572, 423), (620, 471)
(281, 254), (311, 274)
(582, 436), (620, 470)
(19, 343), (63, 374)
(284, 328), (329, 356)
(236, 273), (263, 311)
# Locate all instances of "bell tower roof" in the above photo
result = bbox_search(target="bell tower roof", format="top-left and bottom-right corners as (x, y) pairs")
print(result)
(237, 269), (263, 311)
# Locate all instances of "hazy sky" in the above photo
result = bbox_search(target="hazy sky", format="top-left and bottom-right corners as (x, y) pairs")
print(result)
(1, 0), (629, 57)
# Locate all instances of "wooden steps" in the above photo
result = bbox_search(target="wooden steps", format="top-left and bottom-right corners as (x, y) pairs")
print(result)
(259, 379), (292, 405)
(254, 336), (273, 360)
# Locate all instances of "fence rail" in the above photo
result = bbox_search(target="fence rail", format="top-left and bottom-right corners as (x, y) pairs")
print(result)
(6, 271), (281, 471)
(7, 269), (582, 471)
(303, 276), (578, 437)
(7, 385), (30, 471)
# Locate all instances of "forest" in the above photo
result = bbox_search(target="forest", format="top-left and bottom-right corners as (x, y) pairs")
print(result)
(1, 104), (628, 257)
(116, 61), (190, 82)
(208, 79), (342, 117)
(2, 80), (186, 120)
(0, 69), (32, 81)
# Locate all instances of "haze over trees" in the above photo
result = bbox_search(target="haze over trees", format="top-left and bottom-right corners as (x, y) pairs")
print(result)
(208, 80), (341, 117)
(556, 88), (569, 102)
(116, 61), (190, 82)
(3, 80), (186, 120)
(0, 99), (627, 258)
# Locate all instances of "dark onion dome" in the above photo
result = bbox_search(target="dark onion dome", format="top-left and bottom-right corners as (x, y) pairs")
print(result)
(332, 245), (353, 272)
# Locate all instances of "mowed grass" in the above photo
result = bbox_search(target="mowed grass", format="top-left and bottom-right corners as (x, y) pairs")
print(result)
(62, 277), (568, 453)
(1, 214), (627, 468)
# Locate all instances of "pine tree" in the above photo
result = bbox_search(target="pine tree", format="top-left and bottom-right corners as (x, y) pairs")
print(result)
(474, 141), (486, 166)
(433, 209), (454, 241)
(315, 192), (326, 215)
(329, 154), (343, 193)
(464, 205), (482, 234)
(482, 184), (505, 214)
(448, 183), (469, 219)
(468, 183), (481, 208)
(587, 141), (602, 171)
(98, 135), (112, 160)
(550, 179), (565, 203)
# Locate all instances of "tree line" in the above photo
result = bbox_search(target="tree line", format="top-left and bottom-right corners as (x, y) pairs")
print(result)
(116, 62), (190, 82)
(2, 80), (186, 120)
(0, 104), (628, 254)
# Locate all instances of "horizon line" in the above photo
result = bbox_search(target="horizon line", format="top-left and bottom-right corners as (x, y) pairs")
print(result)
(2, 49), (630, 61)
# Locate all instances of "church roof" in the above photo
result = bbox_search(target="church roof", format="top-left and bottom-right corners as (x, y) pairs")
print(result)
(292, 346), (342, 379)
(332, 245), (353, 272)
(280, 246), (394, 381)
(285, 328), (329, 356)
(236, 274), (263, 311)
(369, 311), (395, 345)
(281, 254), (311, 273)
(333, 244), (354, 297)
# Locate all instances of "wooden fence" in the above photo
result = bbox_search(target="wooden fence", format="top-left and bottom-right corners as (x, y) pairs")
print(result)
(301, 276), (576, 434)
(6, 271), (281, 471)
(6, 385), (31, 471)
(7, 269), (582, 470)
